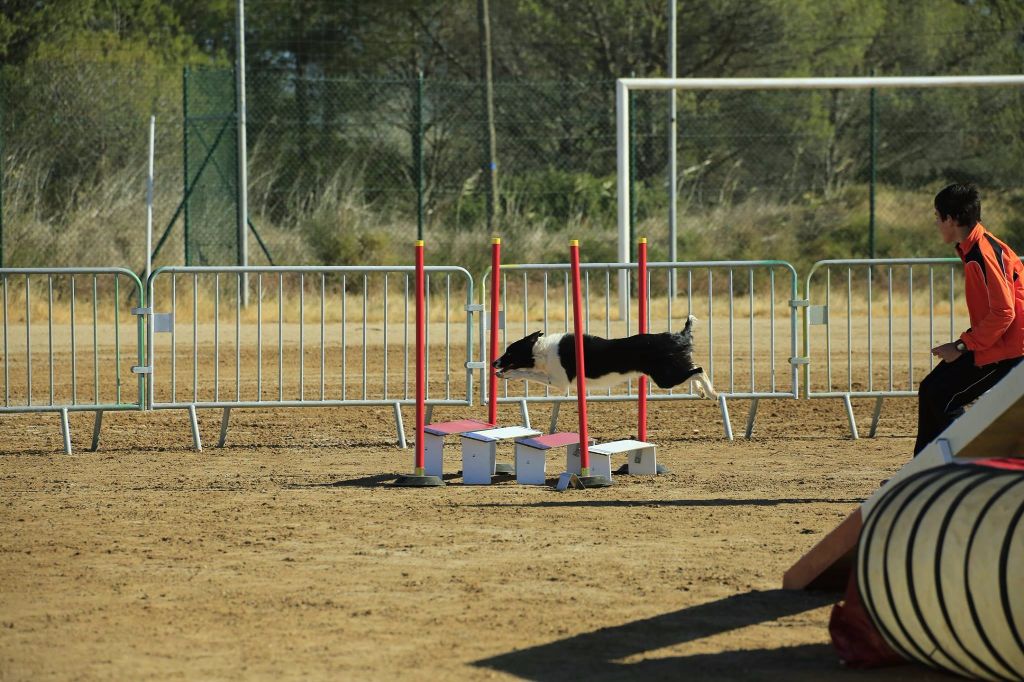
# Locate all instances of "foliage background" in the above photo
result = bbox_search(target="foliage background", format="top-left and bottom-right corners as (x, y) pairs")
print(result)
(1, 0), (1023, 273)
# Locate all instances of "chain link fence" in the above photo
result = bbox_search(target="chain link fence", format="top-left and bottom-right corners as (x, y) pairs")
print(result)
(2, 62), (1022, 273)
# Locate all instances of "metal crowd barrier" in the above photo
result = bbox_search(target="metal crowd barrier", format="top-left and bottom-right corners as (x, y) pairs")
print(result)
(803, 258), (962, 438)
(3, 258), (974, 453)
(481, 260), (801, 439)
(144, 265), (476, 450)
(0, 268), (146, 453)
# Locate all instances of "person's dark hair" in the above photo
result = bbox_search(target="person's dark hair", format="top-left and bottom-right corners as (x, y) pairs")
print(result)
(934, 183), (981, 227)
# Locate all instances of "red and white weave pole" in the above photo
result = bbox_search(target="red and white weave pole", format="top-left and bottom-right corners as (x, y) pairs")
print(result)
(488, 237), (501, 426)
(569, 240), (590, 475)
(414, 239), (426, 475)
(637, 237), (648, 442)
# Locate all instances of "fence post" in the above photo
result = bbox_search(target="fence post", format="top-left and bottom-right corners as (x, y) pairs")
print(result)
(869, 83), (878, 259)
(628, 72), (637, 264)
(182, 66), (191, 266)
(477, 0), (498, 234)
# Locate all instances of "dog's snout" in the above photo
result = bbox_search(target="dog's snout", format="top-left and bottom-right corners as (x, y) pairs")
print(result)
(491, 360), (502, 369)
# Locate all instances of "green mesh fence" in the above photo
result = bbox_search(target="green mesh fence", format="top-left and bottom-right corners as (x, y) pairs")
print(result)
(184, 67), (240, 266)
(0, 62), (1022, 271)
(625, 87), (1024, 268)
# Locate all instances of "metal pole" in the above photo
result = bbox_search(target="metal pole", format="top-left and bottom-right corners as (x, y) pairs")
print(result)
(668, 0), (678, 290)
(0, 96), (4, 268)
(615, 80), (630, 319)
(869, 84), (877, 259)
(182, 66), (190, 266)
(477, 0), (498, 233)
(416, 70), (425, 242)
(629, 71), (637, 261)
(236, 0), (249, 304)
(146, 116), (155, 285)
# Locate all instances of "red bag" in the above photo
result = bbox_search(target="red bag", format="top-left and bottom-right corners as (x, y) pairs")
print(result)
(828, 569), (907, 669)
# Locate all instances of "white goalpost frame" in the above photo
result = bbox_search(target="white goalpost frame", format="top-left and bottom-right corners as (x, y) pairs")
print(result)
(615, 74), (1024, 317)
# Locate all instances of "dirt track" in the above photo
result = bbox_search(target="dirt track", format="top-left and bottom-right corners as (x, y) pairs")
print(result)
(0, 382), (963, 681)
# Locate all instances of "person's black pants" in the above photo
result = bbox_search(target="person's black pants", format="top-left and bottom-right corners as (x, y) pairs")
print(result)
(914, 352), (1023, 455)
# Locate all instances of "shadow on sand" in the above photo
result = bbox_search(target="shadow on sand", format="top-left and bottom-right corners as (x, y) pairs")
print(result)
(466, 497), (862, 509)
(473, 589), (945, 682)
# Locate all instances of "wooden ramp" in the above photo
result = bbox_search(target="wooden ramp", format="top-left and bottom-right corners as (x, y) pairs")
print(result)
(783, 360), (1024, 591)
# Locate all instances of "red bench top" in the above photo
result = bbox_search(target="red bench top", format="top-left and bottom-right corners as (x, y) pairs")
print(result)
(424, 419), (494, 436)
(516, 431), (581, 450)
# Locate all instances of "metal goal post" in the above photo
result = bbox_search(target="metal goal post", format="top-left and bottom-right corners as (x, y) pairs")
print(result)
(614, 75), (1024, 318)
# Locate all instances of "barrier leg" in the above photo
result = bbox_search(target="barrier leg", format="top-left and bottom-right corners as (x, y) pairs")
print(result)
(719, 394), (734, 441)
(59, 408), (72, 455)
(843, 394), (859, 440)
(425, 403), (434, 425)
(393, 402), (407, 449)
(90, 410), (103, 452)
(868, 396), (884, 438)
(548, 402), (560, 434)
(188, 404), (203, 452)
(744, 398), (759, 440)
(519, 399), (530, 428)
(217, 407), (231, 448)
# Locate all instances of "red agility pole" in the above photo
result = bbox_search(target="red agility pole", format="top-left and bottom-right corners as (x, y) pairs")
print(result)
(637, 237), (648, 442)
(569, 240), (590, 476)
(395, 239), (442, 486)
(488, 237), (501, 426)
(415, 239), (426, 473)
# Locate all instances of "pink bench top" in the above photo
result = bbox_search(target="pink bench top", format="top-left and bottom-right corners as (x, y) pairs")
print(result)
(516, 431), (582, 450)
(424, 419), (494, 436)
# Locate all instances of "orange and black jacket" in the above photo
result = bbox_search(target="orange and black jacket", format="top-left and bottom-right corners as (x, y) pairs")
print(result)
(955, 223), (1024, 366)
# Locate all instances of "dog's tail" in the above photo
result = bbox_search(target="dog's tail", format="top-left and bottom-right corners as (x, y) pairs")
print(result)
(682, 314), (698, 336)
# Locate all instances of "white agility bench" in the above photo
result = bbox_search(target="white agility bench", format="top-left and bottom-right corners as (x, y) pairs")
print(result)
(783, 359), (1024, 590)
(423, 419), (494, 479)
(514, 432), (586, 486)
(460, 425), (541, 485)
(614, 74), (1024, 318)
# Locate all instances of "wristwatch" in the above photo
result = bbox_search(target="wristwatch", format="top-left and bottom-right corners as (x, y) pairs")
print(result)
(954, 340), (968, 353)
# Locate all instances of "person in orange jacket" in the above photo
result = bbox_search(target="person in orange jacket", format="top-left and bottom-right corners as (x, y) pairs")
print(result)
(915, 183), (1024, 455)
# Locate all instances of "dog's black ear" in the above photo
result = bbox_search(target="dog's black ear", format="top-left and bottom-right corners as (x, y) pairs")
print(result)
(530, 330), (543, 339)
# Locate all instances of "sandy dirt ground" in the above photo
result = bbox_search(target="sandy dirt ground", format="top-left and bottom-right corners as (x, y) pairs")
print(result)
(0, 371), (964, 682)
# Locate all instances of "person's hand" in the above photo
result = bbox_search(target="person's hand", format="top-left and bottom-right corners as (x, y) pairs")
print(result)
(931, 342), (962, 363)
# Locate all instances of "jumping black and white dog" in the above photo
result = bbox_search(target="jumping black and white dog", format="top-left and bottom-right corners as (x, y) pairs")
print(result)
(492, 314), (717, 398)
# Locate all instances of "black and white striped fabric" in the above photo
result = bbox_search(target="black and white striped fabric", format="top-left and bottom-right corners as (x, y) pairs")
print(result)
(857, 461), (1024, 681)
